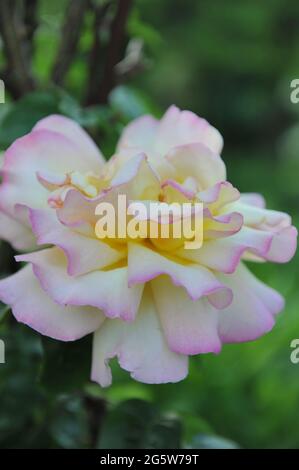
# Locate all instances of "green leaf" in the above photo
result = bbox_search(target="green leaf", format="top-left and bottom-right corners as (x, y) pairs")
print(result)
(40, 336), (92, 395)
(99, 399), (182, 449)
(109, 85), (159, 121)
(57, 91), (112, 129)
(49, 396), (89, 449)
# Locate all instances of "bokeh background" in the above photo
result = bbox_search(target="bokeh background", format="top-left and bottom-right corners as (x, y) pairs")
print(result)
(0, 0), (299, 449)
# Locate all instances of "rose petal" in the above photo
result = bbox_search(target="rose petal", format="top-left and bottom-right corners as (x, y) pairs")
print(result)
(117, 106), (223, 157)
(0, 209), (35, 250)
(156, 105), (223, 155)
(152, 276), (221, 355)
(128, 242), (232, 309)
(34, 114), (105, 166)
(198, 181), (240, 210)
(0, 265), (104, 341)
(239, 193), (266, 208)
(166, 143), (226, 190)
(17, 247), (143, 322)
(226, 201), (291, 228)
(203, 210), (243, 239)
(0, 129), (102, 219)
(216, 263), (283, 343)
(117, 115), (159, 154)
(178, 226), (274, 273)
(30, 208), (126, 276)
(57, 154), (161, 230)
(110, 153), (160, 200)
(264, 225), (297, 263)
(91, 286), (188, 386)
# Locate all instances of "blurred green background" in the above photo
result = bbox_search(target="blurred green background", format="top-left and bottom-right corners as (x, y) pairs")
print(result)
(0, 0), (299, 449)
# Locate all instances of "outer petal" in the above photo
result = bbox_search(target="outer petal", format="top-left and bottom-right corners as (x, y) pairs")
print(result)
(239, 193), (266, 208)
(128, 242), (232, 309)
(116, 115), (159, 154)
(152, 276), (221, 355)
(30, 208), (125, 276)
(178, 226), (274, 273)
(117, 106), (223, 156)
(91, 286), (188, 387)
(226, 201), (291, 228)
(34, 114), (105, 166)
(226, 200), (297, 263)
(216, 263), (284, 343)
(0, 265), (104, 341)
(17, 248), (143, 322)
(0, 129), (102, 218)
(265, 225), (297, 263)
(155, 105), (223, 155)
(0, 210), (35, 250)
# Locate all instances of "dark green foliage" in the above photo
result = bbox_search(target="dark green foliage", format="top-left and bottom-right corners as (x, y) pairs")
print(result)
(99, 399), (182, 449)
(40, 336), (92, 395)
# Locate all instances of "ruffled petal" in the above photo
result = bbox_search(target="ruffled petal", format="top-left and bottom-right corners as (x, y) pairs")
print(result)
(116, 115), (158, 154)
(161, 179), (195, 203)
(178, 226), (274, 273)
(227, 201), (291, 228)
(34, 114), (105, 166)
(166, 143), (226, 190)
(109, 153), (160, 200)
(203, 210), (243, 239)
(30, 208), (126, 275)
(0, 129), (102, 219)
(0, 265), (104, 341)
(226, 200), (297, 263)
(265, 225), (297, 263)
(57, 189), (98, 231)
(17, 247), (143, 322)
(216, 263), (283, 343)
(128, 242), (232, 309)
(57, 154), (161, 230)
(152, 276), (221, 355)
(117, 106), (223, 157)
(91, 286), (188, 386)
(198, 181), (240, 210)
(0, 209), (35, 250)
(239, 193), (266, 208)
(155, 105), (223, 155)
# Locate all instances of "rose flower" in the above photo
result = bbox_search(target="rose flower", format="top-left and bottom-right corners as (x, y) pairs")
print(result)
(0, 106), (296, 386)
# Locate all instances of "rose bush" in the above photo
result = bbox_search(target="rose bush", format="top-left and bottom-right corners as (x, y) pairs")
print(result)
(0, 106), (297, 386)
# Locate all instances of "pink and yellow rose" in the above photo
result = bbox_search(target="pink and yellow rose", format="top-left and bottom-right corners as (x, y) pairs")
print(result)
(0, 106), (297, 386)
